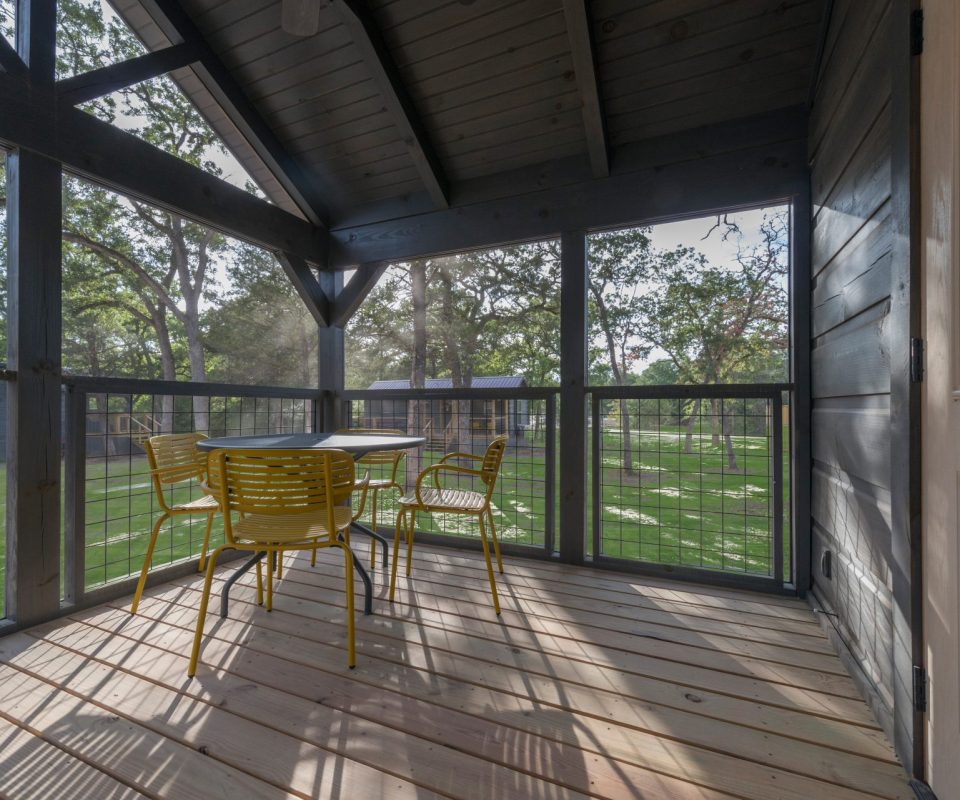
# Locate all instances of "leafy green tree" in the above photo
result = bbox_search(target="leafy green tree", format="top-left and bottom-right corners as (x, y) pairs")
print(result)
(588, 228), (655, 474)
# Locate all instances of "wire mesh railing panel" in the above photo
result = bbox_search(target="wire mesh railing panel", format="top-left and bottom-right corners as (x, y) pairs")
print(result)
(343, 391), (556, 552)
(591, 387), (786, 583)
(78, 387), (316, 590)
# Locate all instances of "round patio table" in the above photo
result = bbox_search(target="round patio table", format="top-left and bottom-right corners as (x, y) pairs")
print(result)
(199, 432), (425, 618)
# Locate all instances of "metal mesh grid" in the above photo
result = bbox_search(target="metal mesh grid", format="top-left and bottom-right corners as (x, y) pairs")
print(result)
(81, 391), (315, 589)
(344, 394), (555, 551)
(593, 394), (781, 576)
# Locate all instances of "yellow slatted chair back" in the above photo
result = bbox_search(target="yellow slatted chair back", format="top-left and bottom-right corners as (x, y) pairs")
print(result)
(479, 435), (508, 498)
(339, 427), (406, 472)
(212, 449), (355, 545)
(144, 433), (209, 510)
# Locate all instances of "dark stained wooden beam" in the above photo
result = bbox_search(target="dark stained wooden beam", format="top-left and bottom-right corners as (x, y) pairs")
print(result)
(558, 229), (588, 564)
(336, 0), (449, 209)
(6, 0), (62, 627)
(277, 252), (331, 327)
(0, 35), (26, 75)
(57, 42), (202, 105)
(330, 107), (809, 267)
(0, 71), (326, 262)
(330, 263), (388, 327)
(138, 0), (331, 227)
(561, 0), (609, 178)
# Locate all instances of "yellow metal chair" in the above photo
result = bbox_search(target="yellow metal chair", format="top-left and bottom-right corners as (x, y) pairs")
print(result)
(131, 433), (220, 615)
(336, 427), (406, 567)
(390, 435), (508, 614)
(188, 448), (361, 675)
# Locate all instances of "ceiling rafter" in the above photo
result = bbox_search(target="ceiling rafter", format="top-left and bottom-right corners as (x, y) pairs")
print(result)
(57, 42), (202, 105)
(335, 0), (450, 209)
(561, 0), (609, 178)
(138, 0), (331, 227)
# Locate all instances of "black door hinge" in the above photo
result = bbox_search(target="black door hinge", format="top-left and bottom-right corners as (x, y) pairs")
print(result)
(911, 9), (924, 55)
(914, 665), (928, 712)
(911, 337), (924, 383)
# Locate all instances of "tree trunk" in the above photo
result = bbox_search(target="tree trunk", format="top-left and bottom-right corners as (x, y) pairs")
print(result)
(684, 399), (701, 454)
(619, 397), (634, 476)
(185, 318), (208, 433)
(710, 398), (721, 448)
(150, 303), (176, 433)
(722, 403), (739, 470)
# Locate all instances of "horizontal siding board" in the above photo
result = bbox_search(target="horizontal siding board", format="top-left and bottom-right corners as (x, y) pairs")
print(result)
(811, 526), (896, 710)
(808, 0), (890, 156)
(811, 398), (891, 490)
(811, 465), (893, 584)
(811, 104), (892, 274)
(812, 300), (891, 400)
(812, 203), (892, 336)
(809, 11), (891, 191)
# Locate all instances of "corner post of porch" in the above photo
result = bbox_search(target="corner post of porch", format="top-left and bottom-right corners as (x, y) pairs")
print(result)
(5, 0), (63, 625)
(558, 229), (588, 564)
(318, 270), (344, 432)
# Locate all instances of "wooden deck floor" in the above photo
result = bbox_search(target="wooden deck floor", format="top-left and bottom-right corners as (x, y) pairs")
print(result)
(0, 541), (910, 800)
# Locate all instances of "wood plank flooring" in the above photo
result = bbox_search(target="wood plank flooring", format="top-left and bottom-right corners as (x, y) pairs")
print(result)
(0, 541), (911, 799)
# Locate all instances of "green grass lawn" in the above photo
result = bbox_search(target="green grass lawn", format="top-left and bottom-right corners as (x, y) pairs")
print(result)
(0, 424), (791, 618)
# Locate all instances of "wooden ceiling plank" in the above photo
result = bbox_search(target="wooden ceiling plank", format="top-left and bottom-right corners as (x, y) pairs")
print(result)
(57, 42), (202, 105)
(137, 0), (332, 227)
(335, 0), (450, 208)
(562, 0), (609, 177)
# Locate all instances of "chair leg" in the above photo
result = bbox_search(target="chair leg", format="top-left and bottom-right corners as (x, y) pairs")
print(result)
(266, 547), (274, 612)
(197, 513), (214, 573)
(369, 488), (379, 568)
(188, 544), (226, 677)
(487, 507), (503, 574)
(405, 510), (416, 577)
(131, 513), (168, 615)
(311, 544), (317, 567)
(340, 542), (356, 668)
(478, 513), (501, 615)
(389, 509), (405, 602)
(276, 550), (283, 580)
(255, 559), (264, 606)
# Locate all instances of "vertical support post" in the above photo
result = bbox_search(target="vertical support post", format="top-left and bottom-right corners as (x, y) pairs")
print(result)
(318, 271), (344, 432)
(790, 186), (812, 595)
(543, 393), (556, 555)
(772, 391), (784, 585)
(63, 386), (86, 606)
(558, 230), (588, 564)
(5, 0), (61, 626)
(890, 0), (923, 778)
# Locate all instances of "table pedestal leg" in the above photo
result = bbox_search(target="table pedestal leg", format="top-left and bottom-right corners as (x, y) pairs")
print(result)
(221, 551), (265, 618)
(350, 521), (390, 569)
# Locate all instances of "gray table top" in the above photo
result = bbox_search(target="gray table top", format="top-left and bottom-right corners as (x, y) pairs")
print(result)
(197, 432), (425, 456)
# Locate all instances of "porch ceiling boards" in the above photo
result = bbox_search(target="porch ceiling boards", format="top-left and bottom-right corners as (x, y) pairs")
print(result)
(112, 0), (827, 227)
(0, 540), (909, 799)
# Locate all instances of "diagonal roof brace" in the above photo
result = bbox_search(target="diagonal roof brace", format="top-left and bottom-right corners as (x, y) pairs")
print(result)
(138, 0), (332, 228)
(57, 42), (203, 105)
(335, 0), (450, 209)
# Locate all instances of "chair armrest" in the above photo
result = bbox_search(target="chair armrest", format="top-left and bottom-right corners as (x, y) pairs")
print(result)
(415, 463), (483, 504)
(351, 471), (371, 521)
(438, 451), (484, 464)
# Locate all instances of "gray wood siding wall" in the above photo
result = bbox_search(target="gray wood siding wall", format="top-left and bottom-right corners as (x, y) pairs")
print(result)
(808, 0), (898, 738)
